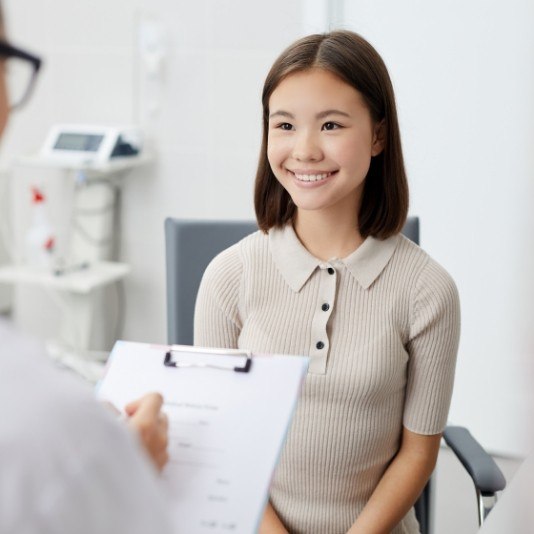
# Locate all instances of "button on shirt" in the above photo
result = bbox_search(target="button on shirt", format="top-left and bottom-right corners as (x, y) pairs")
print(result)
(267, 223), (401, 374)
(195, 224), (460, 534)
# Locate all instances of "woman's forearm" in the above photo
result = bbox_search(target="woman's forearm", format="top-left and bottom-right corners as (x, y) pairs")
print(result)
(347, 429), (442, 534)
(259, 502), (289, 534)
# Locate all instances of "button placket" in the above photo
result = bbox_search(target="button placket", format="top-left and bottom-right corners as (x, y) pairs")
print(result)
(308, 263), (337, 374)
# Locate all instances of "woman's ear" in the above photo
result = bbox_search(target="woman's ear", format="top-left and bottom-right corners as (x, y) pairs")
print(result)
(371, 119), (386, 156)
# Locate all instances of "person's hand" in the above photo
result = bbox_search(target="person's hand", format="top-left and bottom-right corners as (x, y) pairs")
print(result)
(125, 392), (169, 472)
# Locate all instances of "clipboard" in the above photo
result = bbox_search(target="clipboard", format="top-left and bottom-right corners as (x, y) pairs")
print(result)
(97, 341), (309, 534)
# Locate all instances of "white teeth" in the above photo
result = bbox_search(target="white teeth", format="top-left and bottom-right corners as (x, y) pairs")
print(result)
(294, 172), (331, 182)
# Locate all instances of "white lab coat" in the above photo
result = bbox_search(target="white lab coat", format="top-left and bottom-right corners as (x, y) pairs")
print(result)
(0, 318), (174, 534)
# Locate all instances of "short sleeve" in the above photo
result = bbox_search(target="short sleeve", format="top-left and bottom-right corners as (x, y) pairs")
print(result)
(194, 243), (242, 349)
(403, 258), (461, 435)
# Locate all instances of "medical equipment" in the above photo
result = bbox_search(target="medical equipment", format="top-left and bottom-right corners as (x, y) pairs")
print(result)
(24, 187), (55, 268)
(0, 139), (152, 380)
(41, 124), (143, 165)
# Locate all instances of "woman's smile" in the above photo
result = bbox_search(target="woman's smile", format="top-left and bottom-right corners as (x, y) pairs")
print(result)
(289, 169), (338, 185)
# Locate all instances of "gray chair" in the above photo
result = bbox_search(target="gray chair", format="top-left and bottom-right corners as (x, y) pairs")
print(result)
(165, 216), (506, 534)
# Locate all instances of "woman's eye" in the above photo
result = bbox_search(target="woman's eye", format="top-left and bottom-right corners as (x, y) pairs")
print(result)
(322, 122), (340, 131)
(279, 123), (293, 131)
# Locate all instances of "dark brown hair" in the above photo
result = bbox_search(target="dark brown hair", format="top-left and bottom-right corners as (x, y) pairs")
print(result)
(254, 30), (408, 239)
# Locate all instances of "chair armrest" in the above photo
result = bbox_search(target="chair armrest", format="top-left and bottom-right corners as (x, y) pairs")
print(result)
(443, 425), (506, 495)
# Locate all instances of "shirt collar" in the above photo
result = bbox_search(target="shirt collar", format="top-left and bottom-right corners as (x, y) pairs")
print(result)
(269, 224), (319, 292)
(269, 224), (399, 292)
(342, 233), (399, 289)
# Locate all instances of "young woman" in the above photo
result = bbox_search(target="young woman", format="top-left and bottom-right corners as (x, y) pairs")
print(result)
(195, 30), (460, 534)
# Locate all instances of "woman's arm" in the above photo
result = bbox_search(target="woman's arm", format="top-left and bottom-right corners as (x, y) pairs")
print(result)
(194, 246), (243, 349)
(259, 502), (289, 534)
(346, 427), (441, 534)
(346, 259), (460, 533)
(197, 250), (288, 534)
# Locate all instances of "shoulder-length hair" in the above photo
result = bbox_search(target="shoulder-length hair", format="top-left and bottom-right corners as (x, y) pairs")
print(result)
(254, 30), (408, 239)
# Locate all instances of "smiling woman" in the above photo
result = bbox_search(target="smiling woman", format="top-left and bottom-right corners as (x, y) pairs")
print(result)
(255, 31), (408, 240)
(266, 69), (384, 252)
(195, 30), (460, 534)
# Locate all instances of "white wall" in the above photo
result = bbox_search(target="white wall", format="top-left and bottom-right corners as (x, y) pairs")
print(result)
(339, 0), (534, 456)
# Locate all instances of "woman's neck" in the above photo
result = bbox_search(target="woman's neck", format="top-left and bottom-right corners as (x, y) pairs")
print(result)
(293, 209), (364, 261)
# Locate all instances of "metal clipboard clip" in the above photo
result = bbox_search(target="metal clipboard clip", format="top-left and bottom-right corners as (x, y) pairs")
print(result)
(163, 345), (253, 373)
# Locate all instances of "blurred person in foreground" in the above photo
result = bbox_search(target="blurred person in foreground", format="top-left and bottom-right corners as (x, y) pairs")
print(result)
(0, 7), (174, 534)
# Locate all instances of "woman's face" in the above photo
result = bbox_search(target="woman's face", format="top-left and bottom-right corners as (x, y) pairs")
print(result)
(267, 68), (384, 221)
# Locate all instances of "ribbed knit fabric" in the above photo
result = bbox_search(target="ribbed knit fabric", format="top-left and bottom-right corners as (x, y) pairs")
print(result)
(194, 225), (460, 534)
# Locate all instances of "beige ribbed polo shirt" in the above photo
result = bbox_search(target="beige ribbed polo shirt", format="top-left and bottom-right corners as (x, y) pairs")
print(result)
(194, 224), (460, 534)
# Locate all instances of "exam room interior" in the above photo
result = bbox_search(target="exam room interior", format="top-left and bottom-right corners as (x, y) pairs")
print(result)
(0, 1), (532, 533)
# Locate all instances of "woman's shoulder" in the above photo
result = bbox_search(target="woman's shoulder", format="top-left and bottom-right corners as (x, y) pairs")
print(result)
(394, 234), (459, 307)
(395, 233), (453, 276)
(201, 229), (267, 285)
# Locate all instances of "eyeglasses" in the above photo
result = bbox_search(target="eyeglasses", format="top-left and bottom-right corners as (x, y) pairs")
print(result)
(0, 40), (42, 110)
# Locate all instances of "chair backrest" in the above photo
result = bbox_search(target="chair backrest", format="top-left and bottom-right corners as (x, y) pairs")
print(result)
(165, 219), (258, 346)
(401, 216), (420, 245)
(164, 216), (431, 533)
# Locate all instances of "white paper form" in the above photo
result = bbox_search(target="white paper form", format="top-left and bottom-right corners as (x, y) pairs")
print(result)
(97, 341), (308, 534)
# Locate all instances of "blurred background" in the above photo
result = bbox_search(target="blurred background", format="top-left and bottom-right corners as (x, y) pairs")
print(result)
(0, 1), (532, 531)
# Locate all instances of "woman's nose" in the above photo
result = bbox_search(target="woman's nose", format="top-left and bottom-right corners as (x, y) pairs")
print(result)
(292, 130), (322, 162)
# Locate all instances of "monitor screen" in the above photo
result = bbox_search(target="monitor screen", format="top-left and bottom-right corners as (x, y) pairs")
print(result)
(54, 133), (104, 152)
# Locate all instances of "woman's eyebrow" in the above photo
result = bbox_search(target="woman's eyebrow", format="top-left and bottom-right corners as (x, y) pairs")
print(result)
(316, 109), (351, 119)
(269, 110), (294, 120)
(269, 109), (351, 120)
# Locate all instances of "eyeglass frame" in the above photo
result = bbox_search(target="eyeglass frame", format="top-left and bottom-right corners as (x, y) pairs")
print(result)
(0, 39), (42, 110)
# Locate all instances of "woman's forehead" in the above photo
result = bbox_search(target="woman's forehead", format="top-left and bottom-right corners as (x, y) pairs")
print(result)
(269, 69), (368, 115)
